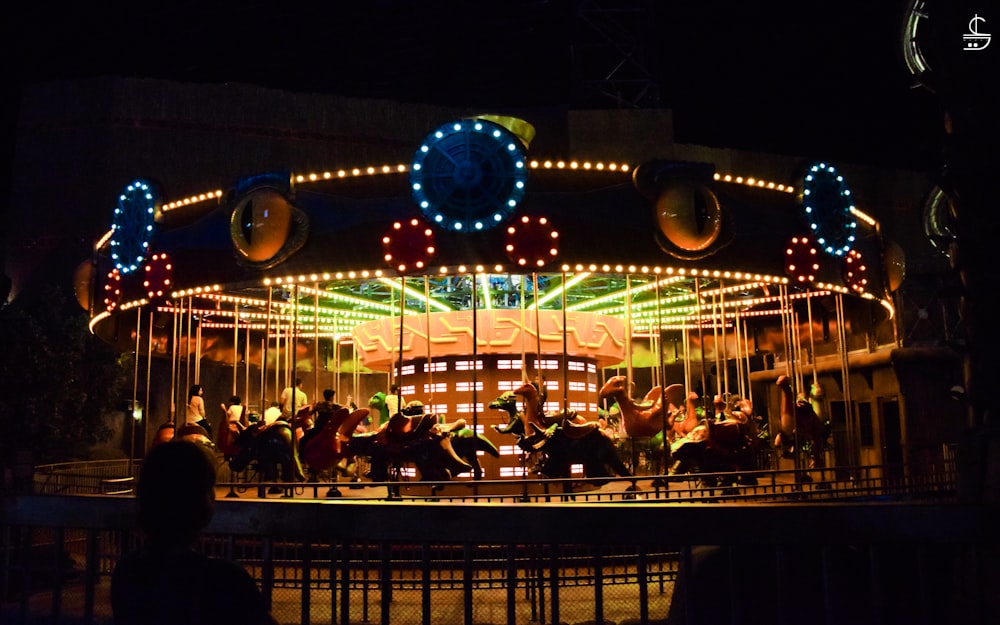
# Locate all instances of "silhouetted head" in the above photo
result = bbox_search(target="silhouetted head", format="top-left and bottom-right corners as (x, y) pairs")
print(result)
(188, 384), (203, 399)
(323, 388), (335, 401)
(137, 440), (216, 548)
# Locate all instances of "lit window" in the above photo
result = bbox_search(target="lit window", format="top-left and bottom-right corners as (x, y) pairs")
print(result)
(500, 466), (531, 478)
(455, 382), (484, 392)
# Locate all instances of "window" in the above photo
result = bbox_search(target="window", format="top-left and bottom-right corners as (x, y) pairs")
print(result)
(423, 382), (447, 395)
(497, 359), (524, 370)
(858, 402), (874, 447)
(455, 360), (484, 371)
(455, 381), (484, 392)
(500, 466), (530, 477)
(425, 361), (448, 373)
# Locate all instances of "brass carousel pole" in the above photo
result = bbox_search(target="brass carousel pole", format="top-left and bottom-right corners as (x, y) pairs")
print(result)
(314, 281), (320, 402)
(656, 277), (669, 475)
(560, 269), (568, 415)
(532, 272), (542, 385)
(170, 300), (180, 425)
(129, 305), (141, 471)
(472, 271), (480, 485)
(232, 303), (239, 397)
(694, 279), (709, 413)
(260, 287), (272, 422)
(425, 276), (433, 409)
(143, 310), (153, 455)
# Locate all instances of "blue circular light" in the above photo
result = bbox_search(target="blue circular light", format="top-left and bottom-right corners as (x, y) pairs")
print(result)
(799, 163), (858, 257)
(409, 119), (528, 233)
(109, 179), (158, 275)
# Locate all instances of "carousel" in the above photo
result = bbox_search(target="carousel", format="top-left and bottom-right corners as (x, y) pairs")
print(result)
(84, 115), (897, 488)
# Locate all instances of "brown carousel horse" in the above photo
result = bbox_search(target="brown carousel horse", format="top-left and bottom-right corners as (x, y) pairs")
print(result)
(293, 405), (370, 477)
(503, 382), (632, 479)
(775, 375), (831, 469)
(152, 421), (216, 451)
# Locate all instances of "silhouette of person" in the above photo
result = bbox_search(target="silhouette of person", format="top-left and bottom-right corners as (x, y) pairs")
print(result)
(111, 440), (279, 625)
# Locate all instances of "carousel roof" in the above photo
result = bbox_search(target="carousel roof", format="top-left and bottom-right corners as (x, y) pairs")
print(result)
(88, 116), (890, 359)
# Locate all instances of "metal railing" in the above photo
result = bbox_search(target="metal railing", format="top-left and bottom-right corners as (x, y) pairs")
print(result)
(3, 458), (995, 625)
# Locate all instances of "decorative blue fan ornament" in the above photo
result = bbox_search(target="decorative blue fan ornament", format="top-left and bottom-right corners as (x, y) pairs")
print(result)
(410, 119), (527, 233)
(800, 162), (857, 257)
(110, 179), (158, 275)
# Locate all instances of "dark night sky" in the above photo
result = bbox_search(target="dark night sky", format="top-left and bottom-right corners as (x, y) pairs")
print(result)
(3, 1), (948, 172)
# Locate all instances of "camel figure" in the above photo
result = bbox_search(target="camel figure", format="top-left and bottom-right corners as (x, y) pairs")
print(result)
(597, 376), (668, 438)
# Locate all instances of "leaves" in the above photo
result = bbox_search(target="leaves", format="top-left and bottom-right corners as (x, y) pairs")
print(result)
(0, 284), (130, 463)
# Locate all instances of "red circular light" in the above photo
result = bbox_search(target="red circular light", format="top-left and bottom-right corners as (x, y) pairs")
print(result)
(505, 215), (559, 268)
(382, 219), (436, 274)
(784, 235), (821, 283)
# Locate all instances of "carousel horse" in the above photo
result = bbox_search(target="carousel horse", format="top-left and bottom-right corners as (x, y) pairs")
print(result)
(226, 419), (305, 483)
(775, 375), (831, 469)
(151, 421), (216, 451)
(667, 411), (760, 486)
(495, 385), (632, 479)
(597, 376), (671, 438)
(351, 397), (498, 482)
(666, 385), (701, 442)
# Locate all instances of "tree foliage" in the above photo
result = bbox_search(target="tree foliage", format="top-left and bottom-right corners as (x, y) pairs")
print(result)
(0, 284), (131, 464)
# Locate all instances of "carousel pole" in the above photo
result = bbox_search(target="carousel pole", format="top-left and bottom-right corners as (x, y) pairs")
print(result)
(314, 281), (320, 402)
(232, 303), (239, 397)
(561, 269), (568, 414)
(656, 277), (669, 474)
(694, 279), (709, 414)
(261, 286), (272, 420)
(170, 300), (180, 424)
(733, 309), (745, 401)
(185, 296), (194, 390)
(719, 283), (729, 405)
(243, 319), (251, 414)
(144, 310), (153, 455)
(472, 271), (480, 484)
(194, 305), (202, 385)
(780, 284), (802, 473)
(623, 274), (633, 440)
(743, 318), (752, 402)
(806, 295), (819, 389)
(712, 291), (722, 407)
(129, 305), (141, 471)
(396, 276), (405, 410)
(532, 272), (542, 384)
(292, 284), (299, 416)
(836, 293), (858, 469)
(425, 276), (433, 408)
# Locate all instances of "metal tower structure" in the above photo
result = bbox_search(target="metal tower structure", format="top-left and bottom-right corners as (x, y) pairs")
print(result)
(570, 0), (662, 109)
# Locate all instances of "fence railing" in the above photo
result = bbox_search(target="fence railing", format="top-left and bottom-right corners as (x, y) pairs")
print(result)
(4, 493), (998, 625)
(4, 458), (993, 625)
